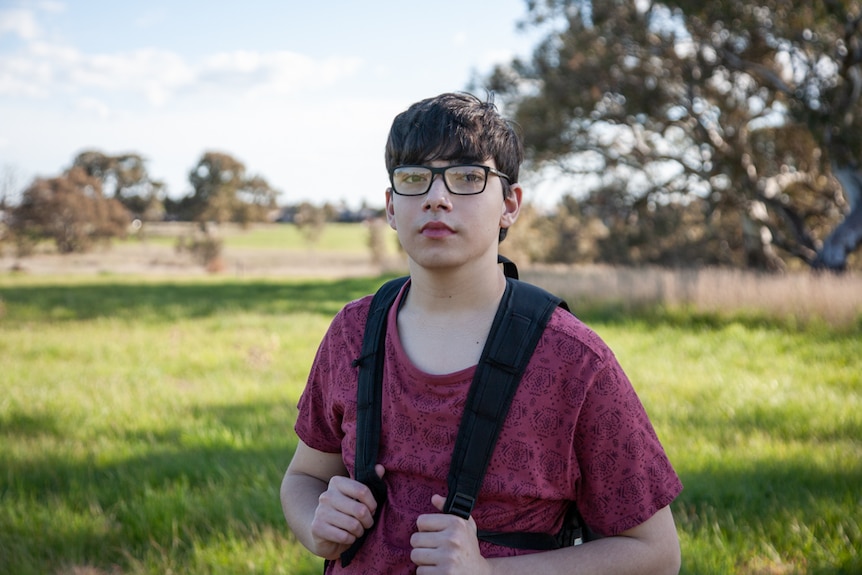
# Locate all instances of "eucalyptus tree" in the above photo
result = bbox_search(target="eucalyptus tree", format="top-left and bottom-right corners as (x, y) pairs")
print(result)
(489, 0), (862, 271)
(183, 151), (279, 225)
(73, 150), (165, 220)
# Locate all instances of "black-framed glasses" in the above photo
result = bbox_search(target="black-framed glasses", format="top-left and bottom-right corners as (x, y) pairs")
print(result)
(389, 164), (510, 196)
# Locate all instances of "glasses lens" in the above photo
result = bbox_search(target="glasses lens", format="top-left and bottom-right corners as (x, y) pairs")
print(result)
(392, 166), (432, 195)
(445, 165), (487, 195)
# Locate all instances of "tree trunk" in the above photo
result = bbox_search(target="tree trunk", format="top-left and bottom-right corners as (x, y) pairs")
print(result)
(814, 164), (862, 271)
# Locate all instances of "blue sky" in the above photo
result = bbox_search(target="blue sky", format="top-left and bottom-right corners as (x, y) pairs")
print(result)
(0, 0), (544, 208)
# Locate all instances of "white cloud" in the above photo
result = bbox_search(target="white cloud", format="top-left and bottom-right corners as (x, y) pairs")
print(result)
(200, 50), (363, 98)
(0, 8), (41, 39)
(0, 34), (363, 107)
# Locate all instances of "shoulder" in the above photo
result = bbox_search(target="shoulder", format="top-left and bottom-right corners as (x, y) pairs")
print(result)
(542, 305), (615, 366)
(328, 294), (373, 334)
(314, 294), (374, 359)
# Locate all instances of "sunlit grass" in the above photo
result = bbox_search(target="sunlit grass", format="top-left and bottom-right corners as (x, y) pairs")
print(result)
(125, 221), (397, 253)
(592, 314), (862, 574)
(1, 274), (860, 574)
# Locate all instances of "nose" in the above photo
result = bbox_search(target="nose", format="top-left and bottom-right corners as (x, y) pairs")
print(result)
(423, 174), (452, 210)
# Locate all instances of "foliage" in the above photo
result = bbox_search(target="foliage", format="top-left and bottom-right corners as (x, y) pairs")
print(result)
(500, 201), (559, 264)
(172, 152), (280, 225)
(73, 150), (166, 221)
(487, 0), (862, 272)
(8, 167), (131, 255)
(0, 274), (858, 574)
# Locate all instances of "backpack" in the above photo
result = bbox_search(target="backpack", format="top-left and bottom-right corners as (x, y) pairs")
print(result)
(340, 257), (598, 567)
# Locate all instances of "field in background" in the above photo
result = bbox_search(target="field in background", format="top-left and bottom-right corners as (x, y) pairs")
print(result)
(0, 222), (403, 279)
(135, 221), (391, 252)
(1, 272), (860, 574)
(2, 222), (861, 327)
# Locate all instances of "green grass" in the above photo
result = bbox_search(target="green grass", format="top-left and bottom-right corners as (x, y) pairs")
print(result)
(129, 222), (397, 253)
(0, 275), (859, 574)
(220, 223), (387, 252)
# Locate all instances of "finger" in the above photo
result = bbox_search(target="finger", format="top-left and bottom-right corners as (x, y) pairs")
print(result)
(375, 463), (386, 479)
(410, 546), (437, 568)
(319, 483), (376, 531)
(313, 499), (367, 540)
(310, 504), (364, 550)
(329, 476), (378, 517)
(430, 493), (446, 512)
(416, 510), (461, 533)
(410, 530), (435, 550)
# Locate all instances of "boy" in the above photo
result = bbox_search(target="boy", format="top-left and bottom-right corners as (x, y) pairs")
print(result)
(281, 92), (683, 574)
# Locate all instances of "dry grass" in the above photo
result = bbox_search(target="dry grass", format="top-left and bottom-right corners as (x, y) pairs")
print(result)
(523, 264), (862, 327)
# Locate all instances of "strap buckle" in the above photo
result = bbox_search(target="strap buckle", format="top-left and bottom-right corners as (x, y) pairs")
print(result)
(447, 492), (475, 520)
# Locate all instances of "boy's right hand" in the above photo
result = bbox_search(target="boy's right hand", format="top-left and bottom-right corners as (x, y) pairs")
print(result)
(309, 464), (385, 560)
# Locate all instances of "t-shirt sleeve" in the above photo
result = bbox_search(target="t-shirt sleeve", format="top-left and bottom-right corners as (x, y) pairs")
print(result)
(572, 347), (683, 536)
(294, 298), (369, 454)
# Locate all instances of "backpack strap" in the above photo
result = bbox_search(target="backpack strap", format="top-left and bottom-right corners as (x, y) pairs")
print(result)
(442, 278), (562, 520)
(340, 275), (408, 567)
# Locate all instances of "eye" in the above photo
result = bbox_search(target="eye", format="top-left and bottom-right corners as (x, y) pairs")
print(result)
(396, 169), (430, 184)
(450, 167), (486, 184)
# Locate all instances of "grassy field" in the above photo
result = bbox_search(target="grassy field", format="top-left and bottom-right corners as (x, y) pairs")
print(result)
(0, 268), (860, 573)
(131, 221), (399, 253)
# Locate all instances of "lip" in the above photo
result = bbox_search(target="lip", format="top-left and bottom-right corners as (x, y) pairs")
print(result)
(420, 221), (455, 238)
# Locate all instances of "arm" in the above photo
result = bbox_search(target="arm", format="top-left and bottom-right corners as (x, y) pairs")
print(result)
(281, 440), (382, 561)
(487, 505), (681, 575)
(411, 502), (680, 575)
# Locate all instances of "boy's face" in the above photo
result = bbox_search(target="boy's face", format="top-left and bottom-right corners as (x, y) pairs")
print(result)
(385, 158), (521, 273)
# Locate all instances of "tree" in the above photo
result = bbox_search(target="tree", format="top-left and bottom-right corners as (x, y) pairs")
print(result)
(10, 167), (131, 254)
(179, 151), (279, 225)
(73, 150), (165, 221)
(671, 0), (862, 270)
(293, 201), (328, 245)
(487, 0), (862, 271)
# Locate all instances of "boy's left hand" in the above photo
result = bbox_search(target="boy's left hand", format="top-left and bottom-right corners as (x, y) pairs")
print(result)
(410, 494), (491, 575)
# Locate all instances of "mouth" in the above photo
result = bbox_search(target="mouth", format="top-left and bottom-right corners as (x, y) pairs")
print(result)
(420, 221), (455, 238)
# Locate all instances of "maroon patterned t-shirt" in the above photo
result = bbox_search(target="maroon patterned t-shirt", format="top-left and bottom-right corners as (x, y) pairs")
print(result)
(294, 282), (683, 574)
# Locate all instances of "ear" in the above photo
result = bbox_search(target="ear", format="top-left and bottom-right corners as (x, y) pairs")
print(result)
(499, 183), (522, 231)
(385, 187), (397, 230)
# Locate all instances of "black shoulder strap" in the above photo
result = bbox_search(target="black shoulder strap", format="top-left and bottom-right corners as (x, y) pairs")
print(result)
(442, 277), (563, 519)
(353, 276), (407, 493)
(340, 275), (407, 567)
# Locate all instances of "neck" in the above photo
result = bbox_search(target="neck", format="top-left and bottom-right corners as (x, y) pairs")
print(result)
(404, 256), (506, 314)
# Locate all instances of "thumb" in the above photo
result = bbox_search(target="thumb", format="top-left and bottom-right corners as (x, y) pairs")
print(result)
(430, 494), (446, 512)
(375, 464), (386, 479)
